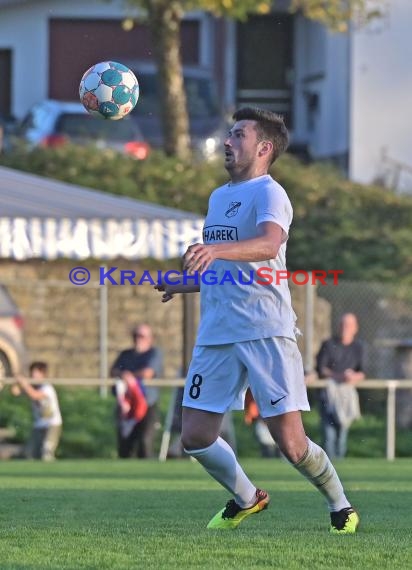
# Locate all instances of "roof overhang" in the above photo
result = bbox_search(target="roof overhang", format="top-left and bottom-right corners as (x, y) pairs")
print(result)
(0, 167), (204, 260)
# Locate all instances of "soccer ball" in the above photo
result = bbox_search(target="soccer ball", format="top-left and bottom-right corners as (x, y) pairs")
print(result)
(79, 61), (139, 120)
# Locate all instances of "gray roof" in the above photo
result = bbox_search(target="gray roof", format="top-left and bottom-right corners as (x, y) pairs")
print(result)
(0, 166), (202, 221)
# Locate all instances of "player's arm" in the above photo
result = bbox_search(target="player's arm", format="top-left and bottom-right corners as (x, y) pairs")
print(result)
(14, 375), (45, 401)
(343, 369), (365, 384)
(316, 342), (341, 381)
(184, 222), (283, 274)
(345, 342), (366, 383)
(134, 367), (155, 379)
(135, 348), (163, 378)
(320, 366), (343, 381)
(110, 353), (126, 378)
(154, 281), (200, 303)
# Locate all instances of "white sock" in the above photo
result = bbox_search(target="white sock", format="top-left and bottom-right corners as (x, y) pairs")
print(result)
(184, 437), (256, 508)
(292, 438), (351, 512)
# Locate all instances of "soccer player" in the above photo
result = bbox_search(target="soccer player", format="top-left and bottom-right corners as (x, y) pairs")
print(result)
(155, 107), (359, 534)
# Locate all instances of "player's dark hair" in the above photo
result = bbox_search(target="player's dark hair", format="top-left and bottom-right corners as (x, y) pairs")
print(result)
(29, 361), (48, 375)
(232, 107), (289, 164)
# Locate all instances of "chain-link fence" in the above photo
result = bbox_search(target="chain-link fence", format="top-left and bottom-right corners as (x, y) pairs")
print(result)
(315, 279), (412, 380)
(313, 279), (412, 427)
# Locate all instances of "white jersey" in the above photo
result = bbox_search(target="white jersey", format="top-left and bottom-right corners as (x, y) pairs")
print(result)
(196, 174), (298, 345)
(32, 384), (62, 428)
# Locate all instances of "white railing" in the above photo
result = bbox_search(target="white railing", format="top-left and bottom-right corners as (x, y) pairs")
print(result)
(306, 380), (412, 462)
(2, 378), (412, 461)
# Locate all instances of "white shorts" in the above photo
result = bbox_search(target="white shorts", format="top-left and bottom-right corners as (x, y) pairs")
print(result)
(183, 337), (310, 418)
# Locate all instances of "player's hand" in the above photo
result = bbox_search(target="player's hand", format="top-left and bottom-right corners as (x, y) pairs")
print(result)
(343, 369), (355, 383)
(154, 283), (175, 303)
(14, 374), (26, 386)
(183, 243), (216, 274)
(304, 371), (316, 384)
(121, 370), (136, 385)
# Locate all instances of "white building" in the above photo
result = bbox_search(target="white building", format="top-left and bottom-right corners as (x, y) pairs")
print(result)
(349, 0), (412, 192)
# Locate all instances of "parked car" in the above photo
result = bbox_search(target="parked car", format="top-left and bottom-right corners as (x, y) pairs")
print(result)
(13, 100), (150, 159)
(122, 61), (229, 160)
(0, 285), (27, 378)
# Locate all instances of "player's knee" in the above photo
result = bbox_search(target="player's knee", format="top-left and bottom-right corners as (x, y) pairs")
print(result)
(181, 431), (214, 452)
(277, 439), (307, 464)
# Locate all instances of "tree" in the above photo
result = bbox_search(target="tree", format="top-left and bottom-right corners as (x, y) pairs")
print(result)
(290, 0), (386, 32)
(122, 0), (386, 159)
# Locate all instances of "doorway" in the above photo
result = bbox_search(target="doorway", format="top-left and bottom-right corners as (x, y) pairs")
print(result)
(236, 14), (294, 127)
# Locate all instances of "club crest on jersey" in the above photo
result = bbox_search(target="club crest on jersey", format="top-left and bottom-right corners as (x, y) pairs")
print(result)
(225, 201), (241, 218)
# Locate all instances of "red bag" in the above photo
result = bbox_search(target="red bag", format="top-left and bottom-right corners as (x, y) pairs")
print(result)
(123, 379), (148, 422)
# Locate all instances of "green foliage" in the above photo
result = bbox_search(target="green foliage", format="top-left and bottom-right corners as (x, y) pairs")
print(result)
(1, 386), (411, 458)
(57, 388), (117, 458)
(182, 0), (272, 19)
(2, 145), (412, 284)
(126, 0), (385, 28)
(126, 0), (273, 22)
(0, 387), (116, 458)
(290, 0), (385, 31)
(274, 156), (412, 283)
(0, 145), (221, 214)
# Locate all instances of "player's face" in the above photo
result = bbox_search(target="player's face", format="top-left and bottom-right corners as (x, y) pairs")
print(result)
(340, 314), (358, 341)
(30, 368), (46, 381)
(133, 325), (153, 352)
(224, 120), (260, 174)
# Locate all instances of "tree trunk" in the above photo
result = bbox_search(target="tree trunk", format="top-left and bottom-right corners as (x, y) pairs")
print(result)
(145, 0), (191, 160)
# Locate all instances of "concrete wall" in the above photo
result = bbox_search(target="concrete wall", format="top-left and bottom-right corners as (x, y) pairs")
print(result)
(0, 258), (185, 379)
(0, 259), (331, 380)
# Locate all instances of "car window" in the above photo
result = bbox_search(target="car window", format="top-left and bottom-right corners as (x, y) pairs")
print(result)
(19, 112), (35, 130)
(136, 73), (219, 119)
(18, 105), (52, 135)
(185, 77), (219, 118)
(55, 113), (143, 141)
(135, 74), (159, 116)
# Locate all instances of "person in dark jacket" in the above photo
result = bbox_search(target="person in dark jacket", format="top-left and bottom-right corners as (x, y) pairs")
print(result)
(111, 324), (163, 458)
(316, 313), (365, 458)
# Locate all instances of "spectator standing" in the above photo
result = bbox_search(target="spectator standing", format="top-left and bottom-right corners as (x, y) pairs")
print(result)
(316, 313), (365, 458)
(111, 324), (163, 458)
(113, 371), (148, 458)
(14, 361), (62, 461)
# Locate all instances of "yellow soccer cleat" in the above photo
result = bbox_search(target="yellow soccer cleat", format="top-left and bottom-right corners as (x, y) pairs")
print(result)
(207, 489), (270, 530)
(330, 507), (360, 535)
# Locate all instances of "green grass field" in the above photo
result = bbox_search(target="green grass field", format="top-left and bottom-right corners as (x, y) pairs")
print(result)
(0, 459), (411, 569)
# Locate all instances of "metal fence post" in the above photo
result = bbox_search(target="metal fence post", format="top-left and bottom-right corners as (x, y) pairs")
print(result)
(386, 381), (397, 460)
(99, 274), (108, 397)
(304, 282), (315, 373)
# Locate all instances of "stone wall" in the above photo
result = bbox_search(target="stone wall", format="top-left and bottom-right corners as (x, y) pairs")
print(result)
(0, 259), (331, 379)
